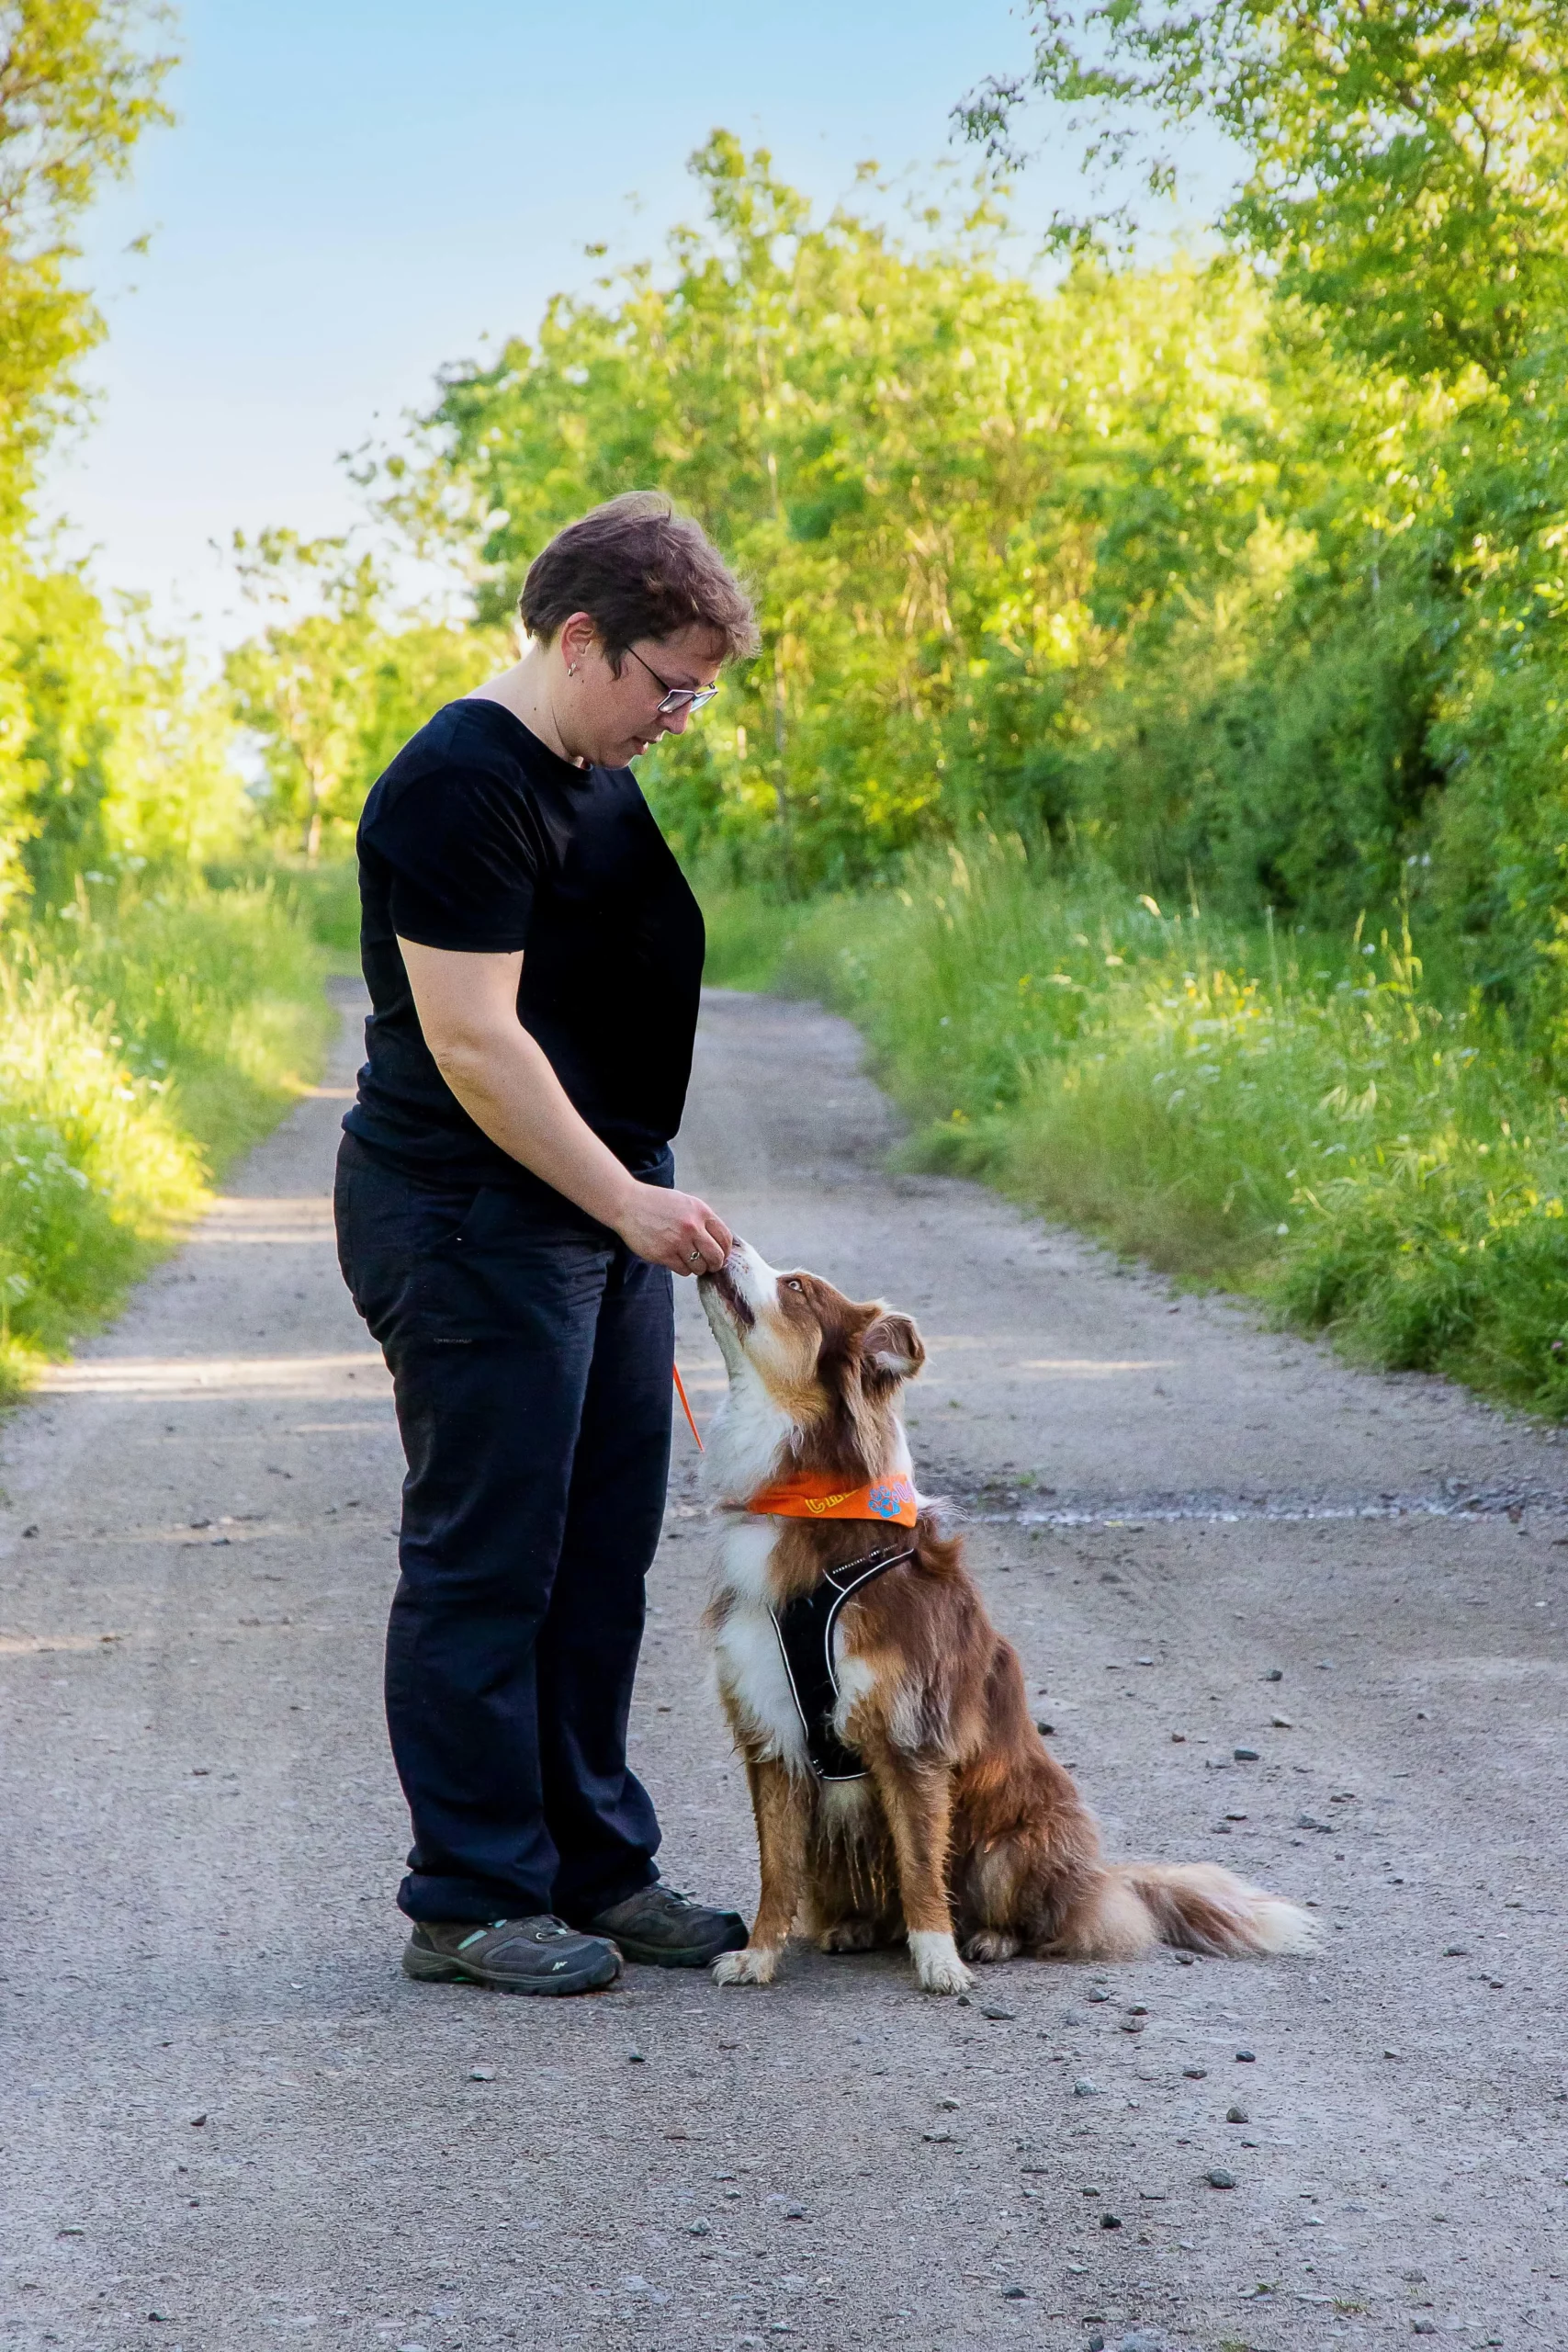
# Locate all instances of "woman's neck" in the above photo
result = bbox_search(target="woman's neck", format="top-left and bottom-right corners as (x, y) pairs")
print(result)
(466, 647), (584, 766)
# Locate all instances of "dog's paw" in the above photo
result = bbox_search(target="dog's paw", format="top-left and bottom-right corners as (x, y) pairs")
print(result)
(960, 1927), (1021, 1963)
(713, 1945), (778, 1987)
(818, 1917), (884, 1954)
(908, 1929), (975, 1996)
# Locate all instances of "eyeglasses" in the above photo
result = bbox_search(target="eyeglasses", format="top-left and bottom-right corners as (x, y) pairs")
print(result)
(627, 644), (720, 718)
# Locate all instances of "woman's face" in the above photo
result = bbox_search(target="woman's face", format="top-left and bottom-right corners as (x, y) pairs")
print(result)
(558, 616), (726, 768)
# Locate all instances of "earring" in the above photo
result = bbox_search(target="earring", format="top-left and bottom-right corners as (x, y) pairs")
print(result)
(568, 662), (578, 675)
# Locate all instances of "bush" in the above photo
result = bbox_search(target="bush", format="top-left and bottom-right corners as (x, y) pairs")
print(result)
(707, 834), (1568, 1415)
(0, 880), (331, 1398)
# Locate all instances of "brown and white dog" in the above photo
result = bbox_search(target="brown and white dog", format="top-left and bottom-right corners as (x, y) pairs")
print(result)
(698, 1241), (1315, 1996)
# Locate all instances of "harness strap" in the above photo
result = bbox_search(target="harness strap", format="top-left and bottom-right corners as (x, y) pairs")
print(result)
(769, 1544), (916, 1781)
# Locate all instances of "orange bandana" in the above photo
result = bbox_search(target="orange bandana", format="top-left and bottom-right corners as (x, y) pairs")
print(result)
(745, 1469), (918, 1527)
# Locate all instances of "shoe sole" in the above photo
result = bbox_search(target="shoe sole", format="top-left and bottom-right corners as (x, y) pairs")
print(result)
(608, 1926), (750, 1970)
(402, 1942), (622, 1996)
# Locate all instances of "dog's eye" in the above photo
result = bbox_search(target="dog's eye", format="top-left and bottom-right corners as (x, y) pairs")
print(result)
(784, 1278), (804, 1293)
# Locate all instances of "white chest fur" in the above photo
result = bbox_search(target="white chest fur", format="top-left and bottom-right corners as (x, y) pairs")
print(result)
(710, 1518), (809, 1770)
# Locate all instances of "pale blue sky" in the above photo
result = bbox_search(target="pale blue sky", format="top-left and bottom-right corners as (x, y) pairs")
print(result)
(47, 1), (1227, 651)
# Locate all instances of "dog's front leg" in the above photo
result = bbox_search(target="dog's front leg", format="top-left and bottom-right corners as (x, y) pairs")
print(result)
(714, 1753), (809, 1987)
(869, 1748), (974, 1995)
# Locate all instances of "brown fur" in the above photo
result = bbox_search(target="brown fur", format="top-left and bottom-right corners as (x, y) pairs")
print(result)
(702, 1247), (1316, 1991)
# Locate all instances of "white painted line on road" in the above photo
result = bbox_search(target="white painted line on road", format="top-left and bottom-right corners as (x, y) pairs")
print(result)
(974, 1496), (1556, 1525)
(0, 1631), (124, 1654)
(36, 1352), (389, 1399)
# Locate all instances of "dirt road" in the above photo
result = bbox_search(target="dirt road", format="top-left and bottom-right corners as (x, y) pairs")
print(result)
(3, 982), (1564, 2352)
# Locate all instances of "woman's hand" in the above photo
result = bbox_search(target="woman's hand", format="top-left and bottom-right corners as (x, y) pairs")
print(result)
(615, 1182), (732, 1276)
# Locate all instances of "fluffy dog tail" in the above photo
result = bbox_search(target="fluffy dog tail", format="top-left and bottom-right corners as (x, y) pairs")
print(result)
(1050, 1860), (1318, 1961)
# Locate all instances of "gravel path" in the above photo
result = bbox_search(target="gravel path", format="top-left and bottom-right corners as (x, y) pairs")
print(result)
(3, 981), (1564, 2352)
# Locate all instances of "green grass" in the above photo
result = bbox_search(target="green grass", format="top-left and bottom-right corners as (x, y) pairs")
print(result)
(208, 854), (363, 962)
(701, 836), (1568, 1418)
(0, 877), (333, 1400)
(698, 885), (809, 994)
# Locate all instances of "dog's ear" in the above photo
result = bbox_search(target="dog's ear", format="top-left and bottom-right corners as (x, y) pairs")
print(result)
(860, 1310), (925, 1388)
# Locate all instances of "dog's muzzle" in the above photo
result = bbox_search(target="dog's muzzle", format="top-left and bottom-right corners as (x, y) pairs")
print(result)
(703, 1252), (755, 1331)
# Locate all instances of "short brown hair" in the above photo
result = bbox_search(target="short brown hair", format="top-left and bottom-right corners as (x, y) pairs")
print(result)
(519, 491), (759, 668)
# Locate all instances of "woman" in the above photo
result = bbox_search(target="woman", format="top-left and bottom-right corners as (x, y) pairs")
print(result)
(334, 492), (758, 1994)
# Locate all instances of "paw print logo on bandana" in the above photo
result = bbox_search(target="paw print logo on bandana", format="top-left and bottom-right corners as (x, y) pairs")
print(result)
(867, 1477), (915, 1521)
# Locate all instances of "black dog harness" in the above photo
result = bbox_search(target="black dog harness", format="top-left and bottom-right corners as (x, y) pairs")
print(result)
(770, 1544), (915, 1781)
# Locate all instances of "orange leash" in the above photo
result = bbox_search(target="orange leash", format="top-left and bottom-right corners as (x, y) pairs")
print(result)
(671, 1361), (704, 1452)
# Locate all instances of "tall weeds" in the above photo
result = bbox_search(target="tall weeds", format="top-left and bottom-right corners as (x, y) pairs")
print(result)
(704, 839), (1568, 1416)
(0, 880), (331, 1397)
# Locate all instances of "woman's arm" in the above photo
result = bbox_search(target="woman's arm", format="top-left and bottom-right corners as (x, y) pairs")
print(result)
(399, 938), (731, 1276)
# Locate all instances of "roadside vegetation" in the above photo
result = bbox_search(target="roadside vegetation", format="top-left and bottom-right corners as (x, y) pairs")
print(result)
(0, 886), (332, 1397)
(703, 842), (1568, 1414)
(0, 8), (491, 1399)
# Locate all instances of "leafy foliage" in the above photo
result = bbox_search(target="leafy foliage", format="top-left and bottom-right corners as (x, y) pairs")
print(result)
(0, 885), (331, 1396)
(959, 0), (1568, 386)
(393, 137), (1355, 891)
(388, 128), (1568, 1089)
(0, 7), (345, 1394)
(225, 530), (510, 860)
(713, 836), (1568, 1414)
(0, 558), (250, 916)
(0, 1), (174, 526)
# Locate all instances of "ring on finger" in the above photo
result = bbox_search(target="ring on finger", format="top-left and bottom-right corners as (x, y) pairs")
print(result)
(688, 1246), (703, 1266)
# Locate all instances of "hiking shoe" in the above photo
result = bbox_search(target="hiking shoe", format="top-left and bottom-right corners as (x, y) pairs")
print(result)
(402, 1916), (621, 1995)
(578, 1883), (749, 1968)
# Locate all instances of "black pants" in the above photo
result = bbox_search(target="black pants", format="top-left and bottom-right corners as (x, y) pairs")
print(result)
(333, 1133), (672, 1924)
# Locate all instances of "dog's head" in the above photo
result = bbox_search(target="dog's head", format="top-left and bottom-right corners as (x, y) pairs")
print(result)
(698, 1239), (926, 1504)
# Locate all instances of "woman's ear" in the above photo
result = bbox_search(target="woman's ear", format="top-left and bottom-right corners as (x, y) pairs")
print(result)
(860, 1310), (925, 1387)
(558, 610), (598, 671)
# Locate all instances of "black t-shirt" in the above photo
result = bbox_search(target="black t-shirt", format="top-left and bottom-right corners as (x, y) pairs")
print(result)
(343, 697), (705, 1194)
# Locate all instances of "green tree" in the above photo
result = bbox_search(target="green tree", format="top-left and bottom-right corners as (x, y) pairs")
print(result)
(225, 530), (509, 859)
(100, 602), (250, 872)
(959, 0), (1568, 384)
(0, 0), (177, 916)
(377, 122), (1568, 1046)
(0, 1), (175, 526)
(0, 556), (249, 914)
(389, 135), (1330, 889)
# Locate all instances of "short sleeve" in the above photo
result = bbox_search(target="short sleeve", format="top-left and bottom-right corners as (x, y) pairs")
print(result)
(363, 762), (540, 953)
